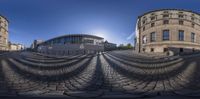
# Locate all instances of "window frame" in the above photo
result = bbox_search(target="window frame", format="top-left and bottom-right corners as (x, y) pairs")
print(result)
(178, 30), (184, 41)
(163, 20), (169, 24)
(179, 20), (184, 25)
(192, 23), (195, 28)
(151, 16), (156, 20)
(150, 32), (156, 42)
(178, 15), (184, 18)
(143, 26), (145, 31)
(163, 14), (169, 18)
(163, 30), (170, 41)
(151, 22), (155, 27)
(151, 48), (154, 52)
(191, 32), (195, 42)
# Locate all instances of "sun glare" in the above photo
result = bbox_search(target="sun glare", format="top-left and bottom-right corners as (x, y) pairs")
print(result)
(92, 30), (108, 40)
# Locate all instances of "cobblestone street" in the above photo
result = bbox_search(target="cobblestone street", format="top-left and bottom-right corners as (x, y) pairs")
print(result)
(0, 50), (200, 99)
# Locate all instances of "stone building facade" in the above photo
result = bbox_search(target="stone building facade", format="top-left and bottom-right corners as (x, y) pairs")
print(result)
(0, 15), (9, 51)
(135, 9), (200, 54)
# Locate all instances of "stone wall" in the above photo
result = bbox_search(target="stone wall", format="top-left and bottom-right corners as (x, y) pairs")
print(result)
(0, 16), (9, 50)
(135, 9), (200, 54)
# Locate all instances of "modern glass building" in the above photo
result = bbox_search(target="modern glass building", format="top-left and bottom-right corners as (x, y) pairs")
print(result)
(37, 34), (104, 55)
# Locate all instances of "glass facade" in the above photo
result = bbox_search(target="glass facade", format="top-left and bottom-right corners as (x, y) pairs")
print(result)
(163, 30), (169, 41)
(178, 30), (184, 41)
(63, 36), (83, 44)
(84, 39), (94, 44)
(41, 35), (103, 46)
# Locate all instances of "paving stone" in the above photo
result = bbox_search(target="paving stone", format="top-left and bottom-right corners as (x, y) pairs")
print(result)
(18, 90), (45, 96)
(64, 91), (103, 98)
(43, 91), (64, 96)
(101, 91), (143, 98)
(1, 51), (200, 98)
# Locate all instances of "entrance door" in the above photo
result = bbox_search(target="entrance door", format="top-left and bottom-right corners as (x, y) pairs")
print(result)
(180, 48), (183, 53)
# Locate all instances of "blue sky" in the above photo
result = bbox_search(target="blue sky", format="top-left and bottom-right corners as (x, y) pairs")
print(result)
(0, 0), (200, 47)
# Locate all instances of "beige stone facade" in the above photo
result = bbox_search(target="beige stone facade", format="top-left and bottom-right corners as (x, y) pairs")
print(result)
(9, 43), (25, 51)
(0, 15), (8, 51)
(135, 9), (200, 54)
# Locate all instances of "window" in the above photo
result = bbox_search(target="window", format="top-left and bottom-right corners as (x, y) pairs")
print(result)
(163, 14), (169, 18)
(150, 32), (156, 42)
(191, 32), (195, 42)
(56, 38), (61, 44)
(192, 48), (195, 52)
(151, 23), (155, 27)
(143, 27), (145, 31)
(179, 15), (184, 18)
(53, 40), (57, 44)
(179, 20), (184, 25)
(143, 48), (145, 52)
(180, 48), (183, 53)
(192, 23), (195, 28)
(151, 48), (154, 52)
(142, 35), (147, 44)
(64, 37), (70, 44)
(163, 30), (169, 41)
(163, 11), (169, 13)
(84, 39), (94, 44)
(178, 30), (184, 41)
(191, 17), (195, 21)
(163, 48), (168, 52)
(151, 16), (155, 20)
(192, 14), (195, 16)
(163, 20), (169, 24)
(143, 20), (146, 24)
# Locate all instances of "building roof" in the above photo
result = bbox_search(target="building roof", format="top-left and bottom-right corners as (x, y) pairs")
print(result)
(104, 40), (117, 45)
(0, 14), (9, 23)
(42, 34), (104, 44)
(138, 9), (200, 18)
